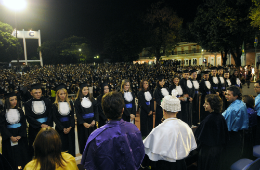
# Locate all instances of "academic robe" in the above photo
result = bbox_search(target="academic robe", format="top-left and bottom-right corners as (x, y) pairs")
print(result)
(52, 101), (75, 157)
(230, 75), (242, 89)
(122, 91), (136, 122)
(24, 97), (53, 157)
(143, 118), (197, 170)
(137, 90), (154, 137)
(169, 84), (184, 120)
(97, 94), (107, 127)
(74, 97), (98, 154)
(0, 108), (30, 170)
(222, 99), (249, 169)
(153, 87), (169, 127)
(179, 78), (194, 126)
(199, 80), (213, 122)
(192, 79), (200, 125)
(194, 112), (229, 170)
(209, 76), (220, 94)
(81, 119), (145, 170)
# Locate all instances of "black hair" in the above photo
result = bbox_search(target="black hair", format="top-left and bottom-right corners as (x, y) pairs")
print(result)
(205, 94), (223, 113)
(242, 95), (255, 109)
(102, 91), (124, 120)
(227, 85), (242, 100)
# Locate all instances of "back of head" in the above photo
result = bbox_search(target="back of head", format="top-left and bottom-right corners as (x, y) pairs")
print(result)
(102, 91), (124, 120)
(242, 95), (255, 109)
(33, 127), (65, 170)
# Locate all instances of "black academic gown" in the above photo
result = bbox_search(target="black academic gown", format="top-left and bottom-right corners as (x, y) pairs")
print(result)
(97, 94), (107, 127)
(153, 87), (169, 127)
(169, 84), (184, 120)
(52, 101), (75, 156)
(179, 78), (194, 126)
(231, 75), (242, 89)
(194, 112), (229, 170)
(137, 90), (154, 137)
(24, 97), (53, 158)
(122, 91), (136, 122)
(192, 79), (200, 125)
(209, 76), (220, 94)
(0, 108), (30, 170)
(74, 97), (98, 154)
(199, 80), (213, 122)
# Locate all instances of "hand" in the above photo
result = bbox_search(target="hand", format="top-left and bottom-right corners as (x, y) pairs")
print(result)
(17, 136), (21, 140)
(90, 120), (95, 127)
(10, 136), (18, 142)
(216, 92), (219, 96)
(83, 123), (91, 128)
(130, 114), (135, 120)
(189, 97), (193, 102)
(41, 124), (48, 128)
(179, 97), (185, 101)
(148, 111), (153, 116)
(184, 94), (189, 98)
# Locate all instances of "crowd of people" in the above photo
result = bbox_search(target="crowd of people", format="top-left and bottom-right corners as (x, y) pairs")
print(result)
(0, 62), (259, 170)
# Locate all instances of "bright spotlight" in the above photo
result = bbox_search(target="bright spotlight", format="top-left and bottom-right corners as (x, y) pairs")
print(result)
(3, 0), (27, 11)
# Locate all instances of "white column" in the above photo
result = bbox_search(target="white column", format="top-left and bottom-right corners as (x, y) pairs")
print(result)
(38, 30), (43, 66)
(22, 29), (28, 65)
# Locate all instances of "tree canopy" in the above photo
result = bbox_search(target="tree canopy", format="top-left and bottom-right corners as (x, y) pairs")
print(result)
(0, 21), (22, 63)
(191, 0), (255, 66)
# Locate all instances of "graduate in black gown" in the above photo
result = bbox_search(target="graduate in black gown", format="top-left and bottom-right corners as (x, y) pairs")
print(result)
(52, 84), (75, 156)
(209, 67), (220, 95)
(138, 79), (154, 137)
(190, 69), (200, 126)
(179, 70), (194, 126)
(120, 79), (136, 123)
(231, 69), (242, 89)
(24, 83), (53, 158)
(97, 82), (110, 127)
(199, 71), (213, 122)
(223, 70), (232, 110)
(0, 92), (30, 170)
(169, 75), (185, 120)
(194, 94), (229, 170)
(153, 75), (169, 127)
(74, 82), (98, 154)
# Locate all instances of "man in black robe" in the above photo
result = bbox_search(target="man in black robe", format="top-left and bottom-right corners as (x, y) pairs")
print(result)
(24, 83), (53, 158)
(190, 69), (200, 126)
(179, 70), (194, 126)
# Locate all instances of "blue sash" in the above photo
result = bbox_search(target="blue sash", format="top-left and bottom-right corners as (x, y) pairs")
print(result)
(60, 117), (69, 122)
(146, 101), (150, 105)
(235, 84), (240, 87)
(195, 90), (199, 94)
(83, 113), (94, 119)
(36, 117), (47, 123)
(206, 91), (211, 94)
(125, 103), (132, 108)
(213, 87), (218, 90)
(7, 123), (21, 128)
(177, 95), (181, 98)
(222, 87), (226, 90)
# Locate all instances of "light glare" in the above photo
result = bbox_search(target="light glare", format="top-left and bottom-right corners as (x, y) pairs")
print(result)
(3, 0), (27, 11)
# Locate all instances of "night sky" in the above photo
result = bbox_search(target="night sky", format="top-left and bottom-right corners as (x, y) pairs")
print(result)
(0, 0), (203, 58)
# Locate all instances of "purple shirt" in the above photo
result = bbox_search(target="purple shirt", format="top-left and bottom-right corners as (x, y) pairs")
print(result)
(81, 119), (145, 170)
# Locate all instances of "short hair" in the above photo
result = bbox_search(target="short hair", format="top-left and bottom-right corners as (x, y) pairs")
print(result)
(242, 95), (255, 109)
(205, 94), (223, 113)
(102, 91), (124, 120)
(227, 85), (242, 100)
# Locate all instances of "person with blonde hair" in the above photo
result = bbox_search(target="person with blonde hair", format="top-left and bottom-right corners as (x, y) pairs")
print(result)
(24, 127), (78, 170)
(120, 79), (136, 123)
(52, 84), (75, 156)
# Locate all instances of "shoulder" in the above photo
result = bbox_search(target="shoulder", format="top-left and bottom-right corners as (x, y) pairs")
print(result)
(62, 152), (75, 161)
(24, 159), (37, 170)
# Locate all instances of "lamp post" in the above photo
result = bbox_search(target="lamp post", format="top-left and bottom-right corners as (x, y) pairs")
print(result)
(3, 0), (27, 71)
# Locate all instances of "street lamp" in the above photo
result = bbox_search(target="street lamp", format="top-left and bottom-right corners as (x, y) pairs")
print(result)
(3, 0), (27, 71)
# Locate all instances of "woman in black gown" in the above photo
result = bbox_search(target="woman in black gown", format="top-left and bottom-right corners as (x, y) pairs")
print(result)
(52, 84), (75, 156)
(153, 75), (169, 127)
(137, 79), (154, 137)
(120, 79), (136, 123)
(194, 94), (229, 170)
(97, 82), (110, 127)
(0, 92), (29, 170)
(74, 83), (98, 154)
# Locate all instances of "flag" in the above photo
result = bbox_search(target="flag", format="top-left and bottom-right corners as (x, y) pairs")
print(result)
(255, 35), (258, 47)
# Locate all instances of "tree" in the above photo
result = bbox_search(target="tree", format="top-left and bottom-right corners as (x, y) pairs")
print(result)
(38, 36), (91, 64)
(0, 21), (22, 63)
(250, 0), (260, 28)
(191, 0), (255, 66)
(144, 1), (183, 63)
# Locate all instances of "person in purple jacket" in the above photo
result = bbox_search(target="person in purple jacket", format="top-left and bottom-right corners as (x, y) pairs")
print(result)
(80, 91), (145, 170)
